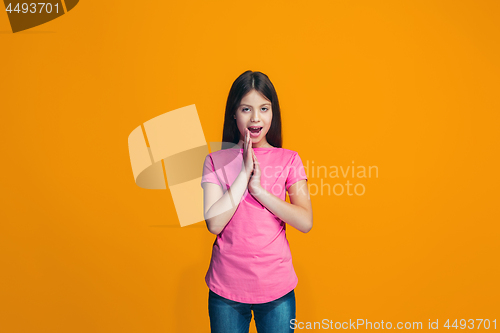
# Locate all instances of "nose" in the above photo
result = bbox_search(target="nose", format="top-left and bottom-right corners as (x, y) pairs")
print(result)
(251, 109), (260, 122)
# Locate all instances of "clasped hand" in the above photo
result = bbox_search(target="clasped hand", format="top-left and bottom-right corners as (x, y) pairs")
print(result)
(242, 128), (264, 197)
(248, 149), (263, 196)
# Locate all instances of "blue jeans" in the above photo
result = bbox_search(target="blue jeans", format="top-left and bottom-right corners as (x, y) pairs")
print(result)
(208, 289), (296, 333)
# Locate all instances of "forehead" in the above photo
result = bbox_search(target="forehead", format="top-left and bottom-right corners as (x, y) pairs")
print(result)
(240, 90), (271, 106)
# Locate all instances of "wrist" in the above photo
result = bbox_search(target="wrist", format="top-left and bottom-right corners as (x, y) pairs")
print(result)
(249, 183), (265, 198)
(240, 168), (251, 181)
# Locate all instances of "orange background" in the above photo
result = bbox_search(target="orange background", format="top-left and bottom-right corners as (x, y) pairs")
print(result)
(1, 1), (499, 332)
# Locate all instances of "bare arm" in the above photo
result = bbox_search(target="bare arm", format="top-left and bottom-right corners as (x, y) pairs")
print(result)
(248, 151), (313, 233)
(202, 170), (250, 235)
(202, 128), (255, 235)
(251, 180), (313, 233)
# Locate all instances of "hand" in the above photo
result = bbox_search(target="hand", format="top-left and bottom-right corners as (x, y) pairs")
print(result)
(241, 128), (254, 180)
(248, 150), (263, 196)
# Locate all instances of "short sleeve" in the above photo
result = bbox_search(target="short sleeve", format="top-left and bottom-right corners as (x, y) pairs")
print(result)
(201, 154), (222, 187)
(286, 152), (308, 191)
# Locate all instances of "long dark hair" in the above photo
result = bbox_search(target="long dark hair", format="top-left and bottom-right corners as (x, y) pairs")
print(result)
(222, 71), (283, 148)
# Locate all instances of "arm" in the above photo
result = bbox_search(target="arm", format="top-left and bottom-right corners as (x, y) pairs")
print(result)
(248, 150), (313, 233)
(202, 128), (255, 235)
(251, 179), (313, 233)
(202, 170), (250, 235)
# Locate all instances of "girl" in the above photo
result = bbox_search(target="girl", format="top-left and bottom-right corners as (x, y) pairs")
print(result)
(201, 70), (313, 333)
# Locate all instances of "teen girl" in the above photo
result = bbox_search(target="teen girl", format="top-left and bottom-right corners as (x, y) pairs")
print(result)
(201, 70), (313, 333)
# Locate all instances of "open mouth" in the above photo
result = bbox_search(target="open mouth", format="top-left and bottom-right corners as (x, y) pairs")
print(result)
(248, 126), (263, 136)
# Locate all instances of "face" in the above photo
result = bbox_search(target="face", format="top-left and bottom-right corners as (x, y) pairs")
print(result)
(234, 89), (273, 148)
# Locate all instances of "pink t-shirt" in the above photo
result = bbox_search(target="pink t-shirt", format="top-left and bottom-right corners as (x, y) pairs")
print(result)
(201, 147), (308, 304)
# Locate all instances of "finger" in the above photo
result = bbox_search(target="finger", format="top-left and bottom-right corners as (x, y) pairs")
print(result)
(245, 129), (249, 154)
(245, 129), (248, 152)
(245, 129), (248, 151)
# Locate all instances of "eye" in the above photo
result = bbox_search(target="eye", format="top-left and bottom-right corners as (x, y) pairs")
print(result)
(242, 107), (250, 112)
(261, 107), (269, 112)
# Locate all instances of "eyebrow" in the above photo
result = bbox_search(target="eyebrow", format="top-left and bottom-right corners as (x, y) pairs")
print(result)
(240, 103), (271, 107)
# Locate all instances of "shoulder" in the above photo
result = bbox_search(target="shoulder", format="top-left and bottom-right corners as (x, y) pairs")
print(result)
(204, 148), (242, 166)
(274, 148), (301, 160)
(208, 148), (242, 158)
(277, 148), (299, 155)
(266, 148), (302, 167)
